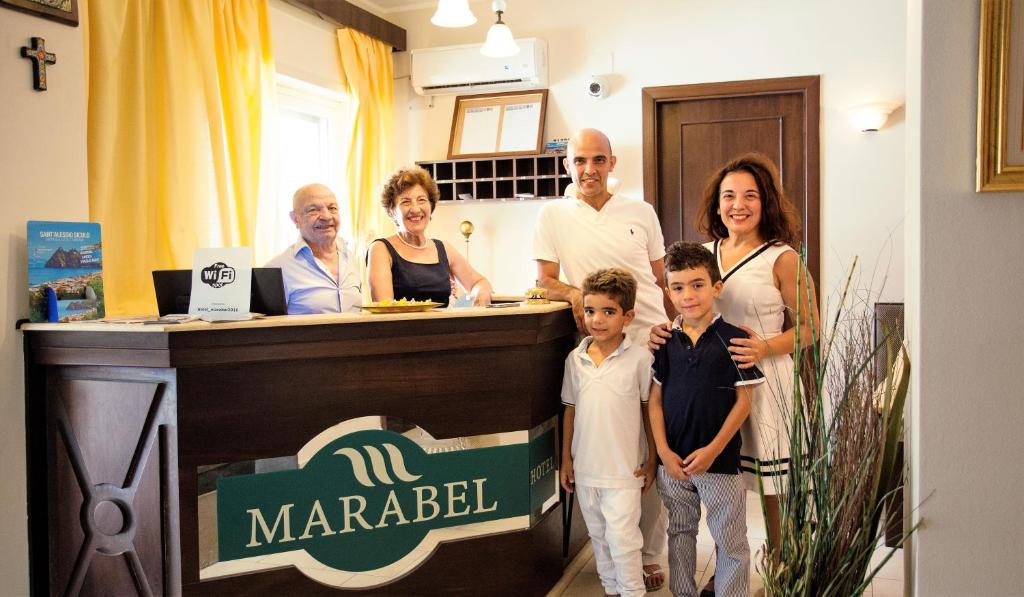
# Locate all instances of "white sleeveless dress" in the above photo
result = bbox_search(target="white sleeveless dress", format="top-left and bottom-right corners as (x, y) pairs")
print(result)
(705, 240), (797, 494)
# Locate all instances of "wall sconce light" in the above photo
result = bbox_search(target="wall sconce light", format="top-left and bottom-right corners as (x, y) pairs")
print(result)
(480, 0), (520, 57)
(431, 0), (476, 28)
(847, 102), (901, 132)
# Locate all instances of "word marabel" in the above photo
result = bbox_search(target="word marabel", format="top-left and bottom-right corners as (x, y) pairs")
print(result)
(247, 478), (498, 547)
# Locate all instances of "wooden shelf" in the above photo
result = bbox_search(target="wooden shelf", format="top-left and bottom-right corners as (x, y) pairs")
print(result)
(417, 153), (571, 201)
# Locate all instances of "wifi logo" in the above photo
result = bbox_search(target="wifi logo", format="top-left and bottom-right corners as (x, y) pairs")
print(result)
(200, 262), (236, 288)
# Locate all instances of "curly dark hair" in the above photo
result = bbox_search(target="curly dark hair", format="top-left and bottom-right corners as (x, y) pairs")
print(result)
(664, 241), (721, 284)
(696, 153), (800, 246)
(581, 268), (637, 312)
(381, 167), (440, 214)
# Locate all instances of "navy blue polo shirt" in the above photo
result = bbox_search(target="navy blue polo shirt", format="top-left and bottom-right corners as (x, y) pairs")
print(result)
(652, 315), (764, 475)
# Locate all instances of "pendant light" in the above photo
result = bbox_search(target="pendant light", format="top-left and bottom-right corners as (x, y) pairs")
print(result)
(480, 0), (520, 57)
(431, 0), (476, 28)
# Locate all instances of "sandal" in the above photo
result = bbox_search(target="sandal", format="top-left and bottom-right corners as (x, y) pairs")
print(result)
(642, 565), (666, 592)
(699, 574), (715, 597)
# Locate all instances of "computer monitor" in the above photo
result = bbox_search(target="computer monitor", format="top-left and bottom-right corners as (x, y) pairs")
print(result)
(152, 268), (288, 316)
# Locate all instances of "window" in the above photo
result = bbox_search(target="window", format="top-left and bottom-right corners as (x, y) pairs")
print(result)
(256, 75), (348, 262)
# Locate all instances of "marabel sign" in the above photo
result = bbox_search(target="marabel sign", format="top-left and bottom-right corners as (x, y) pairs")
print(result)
(212, 419), (557, 587)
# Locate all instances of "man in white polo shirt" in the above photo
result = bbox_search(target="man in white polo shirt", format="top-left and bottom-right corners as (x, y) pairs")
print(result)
(533, 128), (671, 591)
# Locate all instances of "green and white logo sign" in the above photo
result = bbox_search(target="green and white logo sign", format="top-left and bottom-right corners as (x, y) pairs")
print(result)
(213, 418), (556, 587)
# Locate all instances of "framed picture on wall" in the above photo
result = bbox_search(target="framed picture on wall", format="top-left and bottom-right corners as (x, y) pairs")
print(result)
(0, 0), (79, 26)
(978, 0), (1024, 191)
(448, 90), (547, 159)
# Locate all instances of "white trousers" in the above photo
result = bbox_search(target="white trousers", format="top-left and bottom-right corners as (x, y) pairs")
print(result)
(576, 485), (646, 597)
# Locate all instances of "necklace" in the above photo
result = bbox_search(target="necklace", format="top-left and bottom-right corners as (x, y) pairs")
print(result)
(396, 232), (429, 250)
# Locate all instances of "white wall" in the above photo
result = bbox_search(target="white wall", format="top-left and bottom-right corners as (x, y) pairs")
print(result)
(0, 9), (88, 594)
(907, 1), (1024, 594)
(389, 0), (907, 304)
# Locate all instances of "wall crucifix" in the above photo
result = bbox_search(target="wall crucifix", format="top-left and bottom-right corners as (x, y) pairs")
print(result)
(20, 37), (56, 91)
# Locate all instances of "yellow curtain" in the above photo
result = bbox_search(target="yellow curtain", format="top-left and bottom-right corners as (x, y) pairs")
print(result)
(86, 0), (274, 315)
(336, 29), (394, 263)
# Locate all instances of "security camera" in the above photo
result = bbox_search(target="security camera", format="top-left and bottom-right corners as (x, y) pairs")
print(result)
(587, 75), (609, 99)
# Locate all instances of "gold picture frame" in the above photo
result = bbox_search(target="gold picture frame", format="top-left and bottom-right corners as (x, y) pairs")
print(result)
(977, 0), (1024, 191)
(447, 90), (547, 159)
(0, 0), (79, 26)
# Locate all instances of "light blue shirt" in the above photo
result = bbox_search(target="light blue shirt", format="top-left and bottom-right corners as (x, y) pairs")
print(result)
(265, 236), (362, 314)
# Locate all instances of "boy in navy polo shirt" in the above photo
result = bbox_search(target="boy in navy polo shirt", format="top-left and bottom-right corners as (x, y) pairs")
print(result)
(561, 268), (656, 597)
(648, 242), (764, 597)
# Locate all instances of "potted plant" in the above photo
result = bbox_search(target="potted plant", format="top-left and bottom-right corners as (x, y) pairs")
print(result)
(758, 257), (915, 596)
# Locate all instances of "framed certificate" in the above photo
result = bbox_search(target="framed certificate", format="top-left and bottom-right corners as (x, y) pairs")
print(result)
(448, 90), (548, 159)
(0, 0), (79, 26)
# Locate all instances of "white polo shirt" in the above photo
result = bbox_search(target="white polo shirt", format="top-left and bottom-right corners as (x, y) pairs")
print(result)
(561, 335), (653, 489)
(533, 194), (668, 340)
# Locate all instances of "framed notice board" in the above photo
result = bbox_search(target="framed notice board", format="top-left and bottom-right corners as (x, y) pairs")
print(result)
(447, 90), (548, 159)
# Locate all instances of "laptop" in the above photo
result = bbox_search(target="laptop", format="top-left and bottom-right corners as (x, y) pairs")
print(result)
(152, 268), (288, 316)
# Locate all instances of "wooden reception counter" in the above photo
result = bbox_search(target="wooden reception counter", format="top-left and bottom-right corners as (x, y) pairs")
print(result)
(22, 304), (587, 596)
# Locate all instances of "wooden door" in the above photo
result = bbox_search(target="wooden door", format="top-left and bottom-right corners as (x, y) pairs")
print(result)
(642, 76), (820, 282)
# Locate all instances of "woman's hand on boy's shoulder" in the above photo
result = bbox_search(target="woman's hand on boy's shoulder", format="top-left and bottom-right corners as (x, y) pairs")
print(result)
(728, 324), (770, 368)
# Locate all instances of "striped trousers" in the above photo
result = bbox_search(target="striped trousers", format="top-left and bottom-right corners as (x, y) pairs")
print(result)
(657, 468), (749, 597)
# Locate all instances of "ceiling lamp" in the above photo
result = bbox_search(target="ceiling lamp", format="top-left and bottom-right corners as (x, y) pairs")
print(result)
(480, 0), (520, 57)
(431, 0), (476, 28)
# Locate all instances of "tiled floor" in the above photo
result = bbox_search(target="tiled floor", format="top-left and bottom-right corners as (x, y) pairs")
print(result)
(548, 492), (905, 596)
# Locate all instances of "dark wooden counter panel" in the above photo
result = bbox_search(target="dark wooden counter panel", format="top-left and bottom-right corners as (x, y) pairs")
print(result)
(23, 306), (589, 596)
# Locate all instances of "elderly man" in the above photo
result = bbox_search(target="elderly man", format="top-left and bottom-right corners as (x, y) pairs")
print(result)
(533, 128), (672, 591)
(266, 183), (361, 314)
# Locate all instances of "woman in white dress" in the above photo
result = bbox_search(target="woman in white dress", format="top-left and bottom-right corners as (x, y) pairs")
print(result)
(652, 153), (818, 593)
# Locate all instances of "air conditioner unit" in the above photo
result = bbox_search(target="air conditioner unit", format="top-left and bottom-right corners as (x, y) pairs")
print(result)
(410, 38), (547, 96)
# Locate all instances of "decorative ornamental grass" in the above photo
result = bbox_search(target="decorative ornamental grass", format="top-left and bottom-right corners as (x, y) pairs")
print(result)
(757, 255), (915, 597)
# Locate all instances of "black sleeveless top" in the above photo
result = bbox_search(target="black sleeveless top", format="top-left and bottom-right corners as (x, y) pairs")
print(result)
(374, 238), (452, 307)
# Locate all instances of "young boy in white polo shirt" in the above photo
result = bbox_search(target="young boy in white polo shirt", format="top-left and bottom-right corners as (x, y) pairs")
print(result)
(560, 268), (657, 597)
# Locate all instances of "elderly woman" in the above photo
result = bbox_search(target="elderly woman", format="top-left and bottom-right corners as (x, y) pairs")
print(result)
(367, 167), (492, 307)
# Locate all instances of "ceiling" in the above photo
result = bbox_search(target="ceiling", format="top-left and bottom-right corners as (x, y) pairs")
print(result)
(358, 0), (488, 16)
